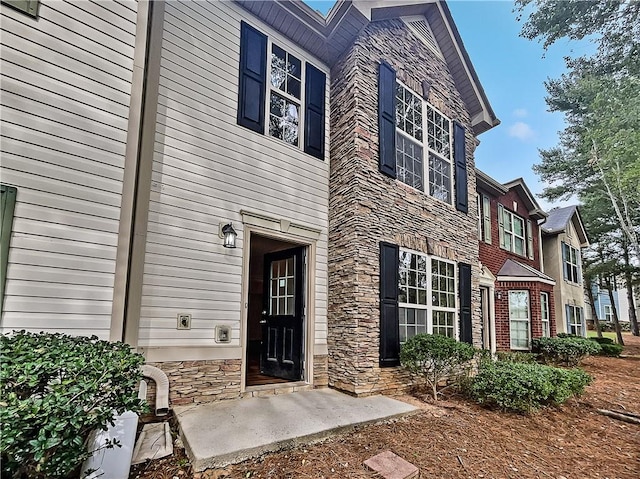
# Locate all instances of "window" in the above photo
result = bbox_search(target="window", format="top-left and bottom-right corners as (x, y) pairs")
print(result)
(540, 292), (550, 337)
(1, 0), (39, 17)
(398, 250), (456, 341)
(566, 305), (584, 336)
(395, 83), (453, 204)
(1, 185), (17, 315)
(562, 242), (581, 283)
(500, 206), (525, 255)
(237, 22), (326, 159)
(509, 290), (530, 349)
(479, 194), (491, 243)
(603, 304), (613, 322)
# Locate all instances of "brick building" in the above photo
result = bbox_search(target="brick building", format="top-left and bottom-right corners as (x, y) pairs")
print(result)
(476, 170), (556, 352)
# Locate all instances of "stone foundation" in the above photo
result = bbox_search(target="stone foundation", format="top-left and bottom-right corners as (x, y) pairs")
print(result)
(313, 354), (329, 387)
(144, 359), (242, 407)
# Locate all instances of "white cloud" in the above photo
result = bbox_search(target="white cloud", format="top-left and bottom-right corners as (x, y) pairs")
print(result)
(508, 122), (535, 141)
(513, 108), (528, 118)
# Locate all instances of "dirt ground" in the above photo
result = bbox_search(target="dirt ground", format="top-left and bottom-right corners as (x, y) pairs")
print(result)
(130, 335), (640, 479)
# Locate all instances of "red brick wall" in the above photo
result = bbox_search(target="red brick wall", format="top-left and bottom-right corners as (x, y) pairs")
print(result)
(494, 281), (556, 351)
(478, 188), (542, 276)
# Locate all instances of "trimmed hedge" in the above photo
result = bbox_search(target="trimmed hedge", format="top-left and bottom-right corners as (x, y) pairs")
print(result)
(532, 336), (601, 366)
(469, 360), (592, 413)
(400, 333), (477, 400)
(598, 343), (624, 357)
(589, 336), (614, 345)
(495, 351), (538, 364)
(1, 331), (147, 479)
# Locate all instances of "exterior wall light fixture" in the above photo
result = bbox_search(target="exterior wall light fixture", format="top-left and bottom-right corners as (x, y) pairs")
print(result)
(220, 223), (237, 248)
(496, 291), (503, 301)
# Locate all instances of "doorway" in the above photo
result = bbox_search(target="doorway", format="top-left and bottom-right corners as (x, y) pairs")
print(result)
(246, 234), (306, 386)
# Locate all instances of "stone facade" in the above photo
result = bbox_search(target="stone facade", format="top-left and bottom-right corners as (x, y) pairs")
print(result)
(328, 19), (482, 396)
(146, 360), (242, 406)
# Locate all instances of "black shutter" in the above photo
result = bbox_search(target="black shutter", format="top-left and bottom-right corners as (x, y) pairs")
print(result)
(458, 262), (473, 344)
(454, 121), (468, 213)
(304, 63), (326, 160)
(380, 242), (400, 366)
(378, 62), (396, 178)
(237, 22), (267, 133)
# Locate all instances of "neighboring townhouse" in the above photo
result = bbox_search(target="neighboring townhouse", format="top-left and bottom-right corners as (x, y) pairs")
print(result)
(477, 171), (555, 352)
(541, 205), (589, 336)
(1, 0), (498, 404)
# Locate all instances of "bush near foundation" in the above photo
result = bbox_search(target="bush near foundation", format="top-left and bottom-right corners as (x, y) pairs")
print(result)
(0, 331), (146, 479)
(532, 336), (601, 366)
(589, 336), (615, 345)
(400, 333), (477, 400)
(469, 360), (592, 413)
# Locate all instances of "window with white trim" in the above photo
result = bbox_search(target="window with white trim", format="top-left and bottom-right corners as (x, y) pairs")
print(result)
(398, 250), (456, 341)
(540, 292), (550, 337)
(566, 305), (584, 336)
(562, 242), (580, 284)
(501, 208), (526, 256)
(269, 44), (302, 146)
(509, 290), (530, 349)
(395, 83), (453, 204)
(603, 304), (613, 322)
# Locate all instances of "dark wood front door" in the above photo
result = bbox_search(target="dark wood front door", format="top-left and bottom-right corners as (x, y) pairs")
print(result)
(260, 246), (305, 381)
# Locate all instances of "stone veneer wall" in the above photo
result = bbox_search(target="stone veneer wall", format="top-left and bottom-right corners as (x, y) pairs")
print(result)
(143, 354), (328, 408)
(146, 360), (242, 406)
(328, 19), (482, 396)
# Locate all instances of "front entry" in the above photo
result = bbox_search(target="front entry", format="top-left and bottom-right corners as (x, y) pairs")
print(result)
(261, 247), (305, 381)
(246, 234), (306, 386)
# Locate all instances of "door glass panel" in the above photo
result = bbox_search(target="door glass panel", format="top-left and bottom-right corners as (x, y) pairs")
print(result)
(269, 256), (296, 315)
(283, 327), (294, 364)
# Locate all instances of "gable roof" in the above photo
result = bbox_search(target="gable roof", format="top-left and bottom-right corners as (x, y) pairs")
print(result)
(542, 205), (589, 246)
(503, 178), (547, 221)
(497, 259), (555, 285)
(236, 0), (499, 136)
(476, 168), (508, 197)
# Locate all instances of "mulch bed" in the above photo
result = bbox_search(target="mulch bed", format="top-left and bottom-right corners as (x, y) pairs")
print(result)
(131, 335), (640, 479)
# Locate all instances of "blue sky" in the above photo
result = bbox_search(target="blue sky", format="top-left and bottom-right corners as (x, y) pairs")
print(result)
(303, 1), (594, 210)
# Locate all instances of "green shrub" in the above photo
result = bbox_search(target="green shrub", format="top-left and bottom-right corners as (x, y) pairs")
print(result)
(1, 331), (147, 479)
(598, 343), (624, 357)
(495, 351), (538, 363)
(589, 336), (614, 345)
(400, 333), (477, 400)
(469, 361), (592, 413)
(532, 336), (601, 366)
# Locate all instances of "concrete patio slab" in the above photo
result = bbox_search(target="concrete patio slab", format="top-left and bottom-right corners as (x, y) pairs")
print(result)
(174, 388), (418, 471)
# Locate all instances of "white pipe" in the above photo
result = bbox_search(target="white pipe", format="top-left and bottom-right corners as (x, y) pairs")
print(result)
(142, 365), (170, 416)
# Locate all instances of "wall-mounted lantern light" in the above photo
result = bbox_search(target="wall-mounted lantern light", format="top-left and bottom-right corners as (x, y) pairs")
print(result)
(496, 291), (503, 301)
(220, 223), (237, 248)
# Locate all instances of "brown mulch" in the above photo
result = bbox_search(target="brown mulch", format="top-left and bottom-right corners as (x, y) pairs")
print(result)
(130, 335), (640, 479)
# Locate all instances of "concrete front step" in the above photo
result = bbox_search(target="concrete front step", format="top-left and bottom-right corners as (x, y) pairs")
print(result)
(174, 388), (418, 471)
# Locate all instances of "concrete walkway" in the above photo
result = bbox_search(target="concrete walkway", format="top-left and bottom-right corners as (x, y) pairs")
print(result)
(174, 388), (418, 471)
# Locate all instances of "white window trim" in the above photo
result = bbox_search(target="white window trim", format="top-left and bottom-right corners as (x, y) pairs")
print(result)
(500, 206), (527, 256)
(266, 38), (307, 149)
(509, 290), (530, 350)
(567, 305), (584, 336)
(395, 81), (454, 205)
(482, 194), (491, 244)
(562, 242), (581, 284)
(398, 248), (458, 340)
(540, 292), (550, 337)
(603, 304), (613, 322)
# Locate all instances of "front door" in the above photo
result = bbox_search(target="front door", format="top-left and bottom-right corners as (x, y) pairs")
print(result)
(260, 246), (305, 381)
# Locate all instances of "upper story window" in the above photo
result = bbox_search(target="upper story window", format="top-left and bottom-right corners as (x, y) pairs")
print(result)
(378, 63), (468, 213)
(478, 194), (492, 243)
(395, 83), (453, 204)
(498, 204), (534, 259)
(237, 22), (326, 160)
(1, 0), (39, 17)
(562, 242), (581, 284)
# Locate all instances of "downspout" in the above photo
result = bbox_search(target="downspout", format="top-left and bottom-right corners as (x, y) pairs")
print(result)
(142, 365), (170, 416)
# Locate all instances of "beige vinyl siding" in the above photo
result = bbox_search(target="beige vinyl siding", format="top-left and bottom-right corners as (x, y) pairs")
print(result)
(0, 0), (138, 338)
(138, 0), (329, 349)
